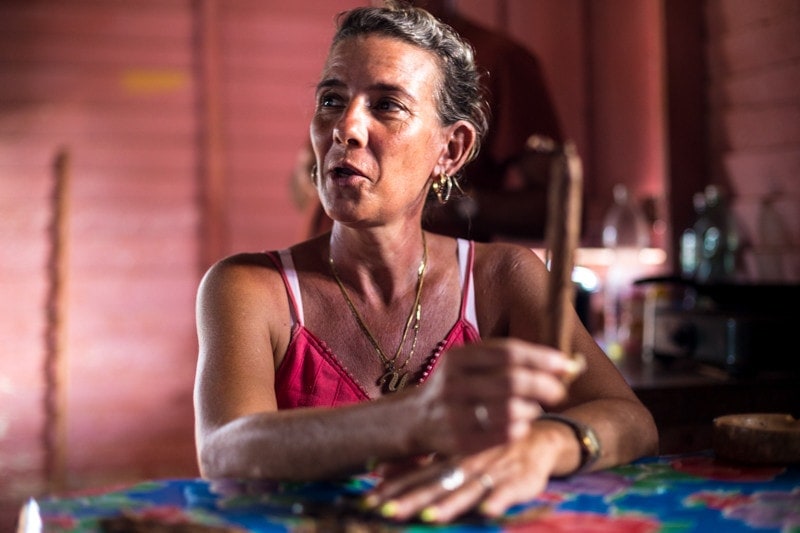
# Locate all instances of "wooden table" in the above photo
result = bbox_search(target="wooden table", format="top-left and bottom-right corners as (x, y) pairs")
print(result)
(621, 358), (800, 454)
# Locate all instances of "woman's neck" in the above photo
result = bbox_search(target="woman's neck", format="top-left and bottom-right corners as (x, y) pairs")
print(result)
(327, 225), (428, 305)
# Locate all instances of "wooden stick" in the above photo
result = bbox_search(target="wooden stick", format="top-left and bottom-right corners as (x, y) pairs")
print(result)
(45, 146), (71, 491)
(541, 140), (583, 355)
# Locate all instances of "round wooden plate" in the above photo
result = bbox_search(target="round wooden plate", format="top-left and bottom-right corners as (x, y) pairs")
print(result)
(713, 413), (800, 465)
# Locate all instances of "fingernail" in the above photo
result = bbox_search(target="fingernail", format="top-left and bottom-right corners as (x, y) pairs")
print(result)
(478, 501), (491, 515)
(419, 506), (439, 522)
(564, 353), (586, 377)
(360, 494), (379, 510)
(380, 501), (398, 518)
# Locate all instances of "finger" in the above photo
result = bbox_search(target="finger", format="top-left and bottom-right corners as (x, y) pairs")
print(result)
(369, 463), (467, 521)
(442, 399), (537, 453)
(565, 351), (587, 379)
(417, 471), (493, 523)
(415, 447), (527, 523)
(511, 369), (569, 406)
(449, 339), (581, 376)
(463, 398), (542, 436)
(479, 466), (549, 518)
(477, 439), (556, 518)
(441, 339), (539, 371)
(430, 397), (543, 455)
(367, 461), (443, 504)
(453, 367), (568, 406)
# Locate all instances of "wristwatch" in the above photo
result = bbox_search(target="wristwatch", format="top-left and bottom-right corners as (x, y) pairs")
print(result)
(538, 413), (601, 476)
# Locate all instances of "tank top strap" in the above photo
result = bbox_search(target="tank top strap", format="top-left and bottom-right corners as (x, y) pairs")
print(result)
(456, 238), (478, 331)
(265, 249), (304, 327)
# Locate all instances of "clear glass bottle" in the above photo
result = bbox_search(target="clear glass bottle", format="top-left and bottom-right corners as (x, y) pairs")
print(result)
(601, 184), (650, 360)
(694, 185), (741, 283)
(602, 184), (651, 250)
(680, 192), (706, 279)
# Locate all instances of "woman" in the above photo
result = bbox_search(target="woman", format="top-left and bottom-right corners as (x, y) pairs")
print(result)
(194, 2), (658, 523)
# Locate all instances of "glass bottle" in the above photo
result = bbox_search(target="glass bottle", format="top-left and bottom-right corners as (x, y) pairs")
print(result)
(694, 185), (740, 283)
(680, 192), (706, 279)
(601, 184), (650, 360)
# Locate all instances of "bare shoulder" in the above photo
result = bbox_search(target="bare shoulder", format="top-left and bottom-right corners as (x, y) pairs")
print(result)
(470, 241), (550, 337)
(196, 251), (291, 332)
(199, 252), (280, 301)
(472, 241), (549, 288)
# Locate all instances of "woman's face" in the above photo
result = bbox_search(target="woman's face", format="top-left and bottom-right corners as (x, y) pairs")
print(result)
(310, 35), (449, 226)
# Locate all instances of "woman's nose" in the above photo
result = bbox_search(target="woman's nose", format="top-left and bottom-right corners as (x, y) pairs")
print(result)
(332, 102), (368, 147)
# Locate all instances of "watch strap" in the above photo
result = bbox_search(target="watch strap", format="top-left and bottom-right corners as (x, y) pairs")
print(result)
(538, 413), (601, 476)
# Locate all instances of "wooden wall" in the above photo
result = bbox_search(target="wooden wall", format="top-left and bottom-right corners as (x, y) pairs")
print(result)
(0, 0), (200, 521)
(0, 0), (360, 526)
(705, 0), (800, 282)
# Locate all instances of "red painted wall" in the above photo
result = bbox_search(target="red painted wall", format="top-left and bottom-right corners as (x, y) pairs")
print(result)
(0, 2), (201, 525)
(460, 0), (668, 245)
(705, 0), (800, 282)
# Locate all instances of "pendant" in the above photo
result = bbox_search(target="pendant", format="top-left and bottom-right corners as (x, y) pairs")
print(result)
(378, 369), (409, 393)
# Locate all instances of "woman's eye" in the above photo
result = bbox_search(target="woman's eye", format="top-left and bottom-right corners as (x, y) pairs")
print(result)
(373, 98), (403, 112)
(318, 93), (343, 108)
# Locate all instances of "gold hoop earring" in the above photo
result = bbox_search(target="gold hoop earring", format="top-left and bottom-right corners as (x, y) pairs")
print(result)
(432, 171), (453, 204)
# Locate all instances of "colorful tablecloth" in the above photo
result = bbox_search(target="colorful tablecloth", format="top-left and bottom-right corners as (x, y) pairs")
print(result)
(20, 453), (800, 532)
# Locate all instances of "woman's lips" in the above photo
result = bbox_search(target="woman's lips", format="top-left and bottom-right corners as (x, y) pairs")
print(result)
(329, 162), (367, 183)
(333, 166), (358, 177)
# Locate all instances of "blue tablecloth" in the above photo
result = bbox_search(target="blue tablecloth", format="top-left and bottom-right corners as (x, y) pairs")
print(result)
(20, 453), (800, 532)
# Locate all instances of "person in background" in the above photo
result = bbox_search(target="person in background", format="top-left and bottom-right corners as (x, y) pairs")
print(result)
(196, 2), (657, 524)
(290, 0), (564, 242)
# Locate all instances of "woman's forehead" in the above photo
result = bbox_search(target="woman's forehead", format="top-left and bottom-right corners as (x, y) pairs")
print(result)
(322, 35), (442, 89)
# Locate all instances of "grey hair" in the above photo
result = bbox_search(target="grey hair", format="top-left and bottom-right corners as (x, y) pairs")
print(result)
(331, 2), (489, 169)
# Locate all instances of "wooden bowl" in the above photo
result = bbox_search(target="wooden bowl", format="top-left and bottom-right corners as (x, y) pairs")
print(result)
(713, 413), (800, 465)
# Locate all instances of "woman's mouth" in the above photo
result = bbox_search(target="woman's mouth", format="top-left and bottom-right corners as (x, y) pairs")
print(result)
(330, 164), (366, 183)
(333, 166), (357, 177)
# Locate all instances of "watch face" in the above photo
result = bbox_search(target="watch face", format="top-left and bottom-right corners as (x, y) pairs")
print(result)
(583, 427), (600, 457)
(581, 426), (601, 464)
(539, 414), (601, 474)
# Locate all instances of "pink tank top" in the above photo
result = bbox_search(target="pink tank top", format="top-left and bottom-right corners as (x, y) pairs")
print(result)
(267, 239), (481, 409)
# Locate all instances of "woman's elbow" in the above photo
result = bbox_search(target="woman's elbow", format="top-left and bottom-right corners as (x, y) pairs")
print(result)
(196, 429), (239, 479)
(196, 439), (223, 479)
(640, 409), (660, 456)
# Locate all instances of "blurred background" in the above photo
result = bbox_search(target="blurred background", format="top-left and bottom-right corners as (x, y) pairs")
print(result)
(1, 0), (798, 527)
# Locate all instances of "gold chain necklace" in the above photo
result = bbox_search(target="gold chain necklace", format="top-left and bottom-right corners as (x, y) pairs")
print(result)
(328, 232), (427, 393)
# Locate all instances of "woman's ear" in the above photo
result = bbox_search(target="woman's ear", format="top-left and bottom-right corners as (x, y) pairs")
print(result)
(437, 121), (477, 176)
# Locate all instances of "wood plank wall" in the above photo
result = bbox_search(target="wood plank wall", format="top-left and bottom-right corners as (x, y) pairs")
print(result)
(0, 1), (201, 519)
(706, 0), (800, 282)
(0, 0), (359, 526)
(216, 0), (361, 253)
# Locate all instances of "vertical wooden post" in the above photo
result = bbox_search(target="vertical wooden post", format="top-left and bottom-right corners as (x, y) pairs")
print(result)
(44, 147), (71, 492)
(195, 0), (227, 270)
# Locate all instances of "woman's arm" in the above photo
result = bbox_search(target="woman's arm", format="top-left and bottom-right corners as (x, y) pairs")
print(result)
(485, 243), (658, 469)
(364, 244), (658, 522)
(194, 255), (432, 480)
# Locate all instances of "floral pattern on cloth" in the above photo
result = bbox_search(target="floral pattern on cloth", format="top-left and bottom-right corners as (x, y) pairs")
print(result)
(26, 453), (800, 532)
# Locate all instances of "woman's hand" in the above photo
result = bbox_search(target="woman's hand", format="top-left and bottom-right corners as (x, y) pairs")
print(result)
(413, 338), (585, 456)
(365, 424), (566, 523)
